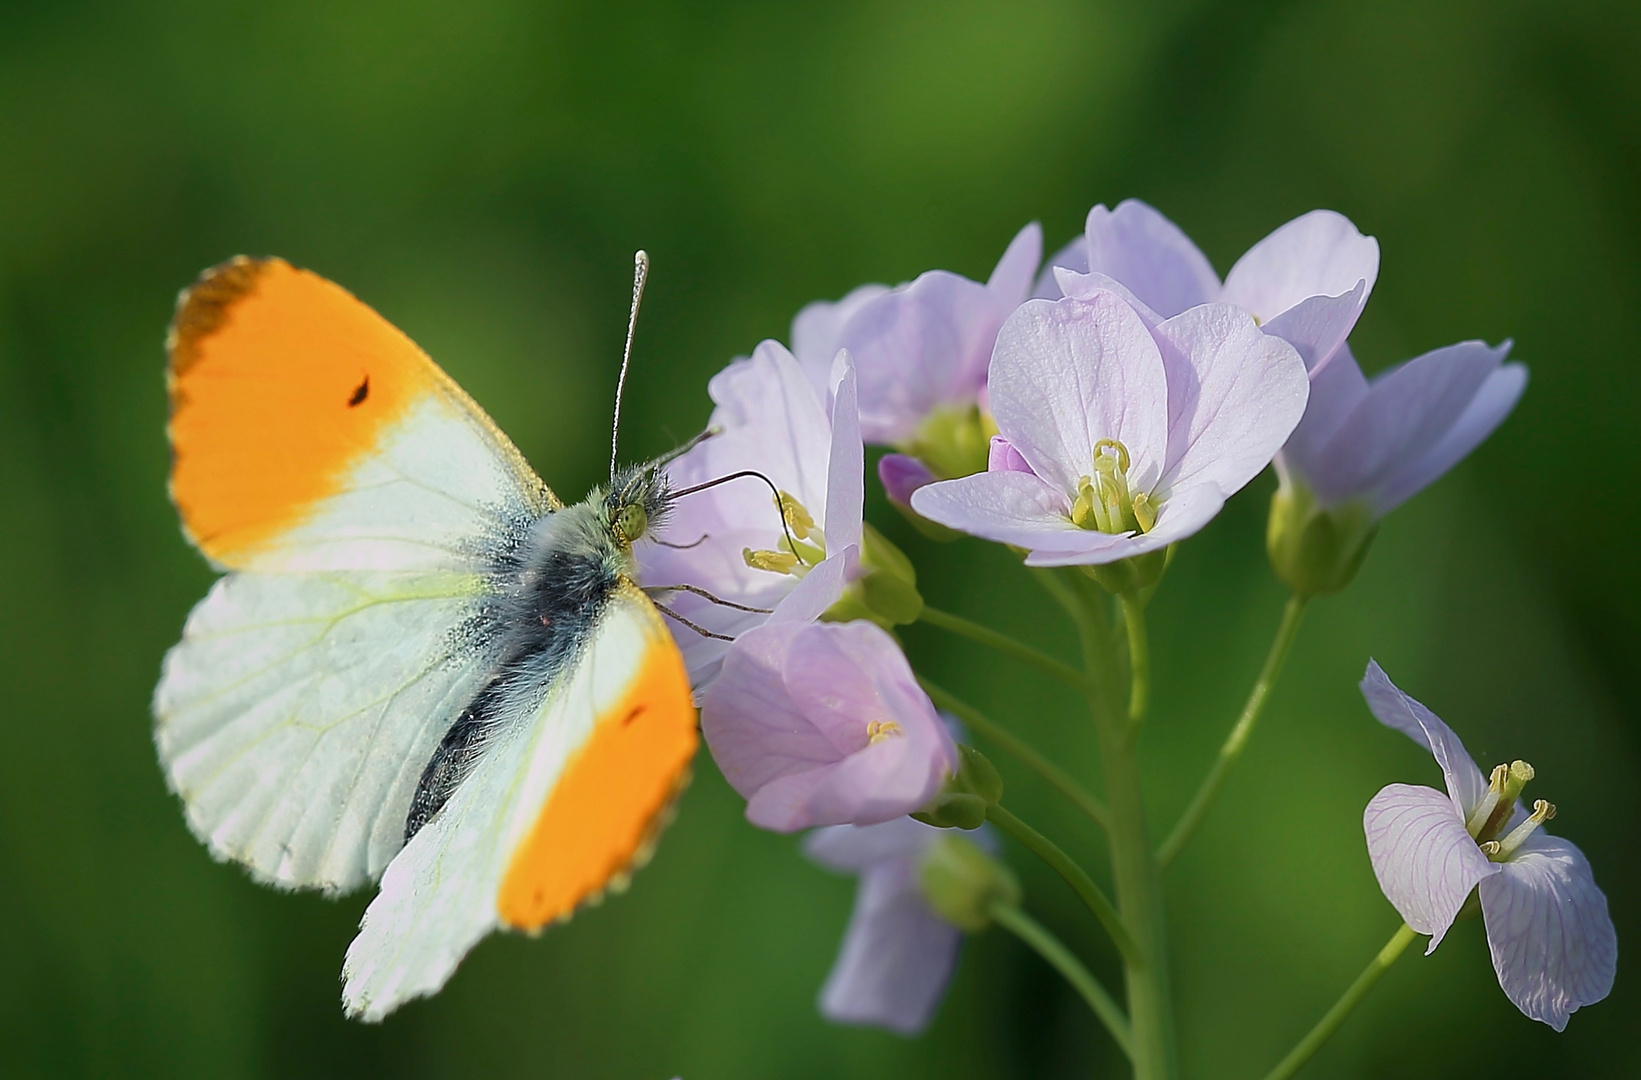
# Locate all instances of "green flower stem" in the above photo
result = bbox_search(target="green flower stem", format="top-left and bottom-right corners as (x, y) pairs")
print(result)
(1060, 569), (1178, 1080)
(985, 804), (1137, 964)
(1261, 923), (1418, 1080)
(992, 902), (1133, 1059)
(917, 676), (1109, 831)
(1156, 593), (1308, 868)
(918, 604), (1090, 693)
(1118, 592), (1150, 739)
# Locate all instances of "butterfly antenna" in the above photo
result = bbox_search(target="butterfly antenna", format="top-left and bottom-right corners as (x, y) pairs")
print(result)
(610, 249), (650, 481)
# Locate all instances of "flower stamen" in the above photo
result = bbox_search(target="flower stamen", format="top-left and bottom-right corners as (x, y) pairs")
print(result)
(866, 719), (902, 744)
(1069, 439), (1157, 535)
(744, 492), (827, 578)
(1466, 760), (1534, 842)
(1490, 799), (1557, 861)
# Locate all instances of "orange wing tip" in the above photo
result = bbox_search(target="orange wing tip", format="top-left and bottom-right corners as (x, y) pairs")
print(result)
(167, 256), (281, 381)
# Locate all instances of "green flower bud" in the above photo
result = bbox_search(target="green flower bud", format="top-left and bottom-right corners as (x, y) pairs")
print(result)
(917, 834), (1020, 931)
(1266, 479), (1377, 598)
(911, 745), (1003, 830)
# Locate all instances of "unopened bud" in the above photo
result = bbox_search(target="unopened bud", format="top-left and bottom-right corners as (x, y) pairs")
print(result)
(917, 834), (1020, 931)
(1266, 479), (1377, 598)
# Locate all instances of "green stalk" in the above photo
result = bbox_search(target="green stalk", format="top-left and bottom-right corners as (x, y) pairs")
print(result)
(992, 902), (1133, 1058)
(1118, 593), (1150, 740)
(985, 805), (1136, 963)
(1156, 593), (1308, 868)
(918, 604), (1089, 692)
(918, 676), (1109, 830)
(1261, 924), (1418, 1080)
(1061, 570), (1177, 1080)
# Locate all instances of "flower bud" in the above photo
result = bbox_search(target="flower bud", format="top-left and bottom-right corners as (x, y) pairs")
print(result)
(917, 834), (1020, 931)
(912, 745), (1003, 830)
(1266, 478), (1377, 597)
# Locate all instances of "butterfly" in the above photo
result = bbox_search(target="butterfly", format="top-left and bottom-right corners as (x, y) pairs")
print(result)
(153, 253), (703, 1021)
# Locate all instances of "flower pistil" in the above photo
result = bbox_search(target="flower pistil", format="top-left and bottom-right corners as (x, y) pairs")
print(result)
(1070, 439), (1157, 534)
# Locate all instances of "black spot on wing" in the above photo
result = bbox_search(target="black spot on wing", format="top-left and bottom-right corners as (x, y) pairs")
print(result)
(347, 375), (369, 407)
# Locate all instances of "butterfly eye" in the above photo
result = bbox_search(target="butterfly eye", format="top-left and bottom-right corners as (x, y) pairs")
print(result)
(614, 503), (648, 544)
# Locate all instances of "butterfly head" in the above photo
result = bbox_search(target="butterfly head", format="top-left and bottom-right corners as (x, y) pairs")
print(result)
(603, 461), (672, 548)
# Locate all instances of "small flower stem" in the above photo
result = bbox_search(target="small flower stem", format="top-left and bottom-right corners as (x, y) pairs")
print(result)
(1118, 592), (1149, 740)
(1060, 569), (1178, 1080)
(918, 604), (1090, 693)
(991, 902), (1133, 1059)
(985, 804), (1138, 964)
(917, 676), (1109, 831)
(1156, 593), (1308, 869)
(1260, 923), (1418, 1080)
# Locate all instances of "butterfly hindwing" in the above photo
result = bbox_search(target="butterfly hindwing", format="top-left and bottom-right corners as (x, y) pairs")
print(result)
(341, 582), (696, 1021)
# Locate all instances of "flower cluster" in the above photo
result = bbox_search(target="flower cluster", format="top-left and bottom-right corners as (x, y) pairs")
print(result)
(638, 199), (1607, 1048)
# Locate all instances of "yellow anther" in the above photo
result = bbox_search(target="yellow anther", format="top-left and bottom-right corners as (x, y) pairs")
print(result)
(866, 719), (903, 744)
(1468, 759), (1538, 842)
(1132, 492), (1157, 533)
(743, 547), (798, 575)
(778, 492), (815, 541)
(1071, 477), (1099, 529)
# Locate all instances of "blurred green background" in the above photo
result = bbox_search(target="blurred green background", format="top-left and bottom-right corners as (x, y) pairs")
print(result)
(2, 0), (1636, 1076)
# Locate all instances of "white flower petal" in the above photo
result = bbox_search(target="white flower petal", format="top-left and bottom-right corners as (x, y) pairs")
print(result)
(1312, 340), (1509, 513)
(792, 284), (889, 396)
(1479, 832), (1617, 1031)
(1082, 199), (1220, 318)
(911, 470), (1101, 551)
(1257, 282), (1366, 373)
(1275, 343), (1369, 488)
(1364, 783), (1499, 952)
(987, 293), (1170, 495)
(1220, 209), (1379, 325)
(816, 858), (962, 1036)
(1374, 359), (1526, 515)
(987, 220), (1044, 304)
(1360, 661), (1489, 817)
(1152, 302), (1309, 498)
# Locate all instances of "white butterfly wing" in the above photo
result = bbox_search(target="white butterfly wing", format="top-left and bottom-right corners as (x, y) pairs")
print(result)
(341, 585), (696, 1021)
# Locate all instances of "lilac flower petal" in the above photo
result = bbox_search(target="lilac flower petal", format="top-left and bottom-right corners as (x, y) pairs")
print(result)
(987, 293), (1170, 494)
(1311, 340), (1508, 512)
(1034, 235), (1088, 299)
(1374, 360), (1526, 515)
(793, 283), (890, 394)
(987, 221), (1044, 304)
(987, 435), (1034, 475)
(825, 350), (865, 555)
(1257, 282), (1366, 374)
(1220, 210), (1380, 325)
(1053, 268), (1165, 328)
(1151, 302), (1309, 497)
(817, 857), (961, 1036)
(1360, 661), (1488, 817)
(767, 551), (852, 627)
(804, 817), (943, 872)
(1364, 783), (1500, 952)
(1276, 343), (1370, 481)
(1478, 832), (1618, 1031)
(1083, 199), (1220, 319)
(747, 730), (947, 831)
(842, 276), (981, 443)
(879, 453), (939, 505)
(701, 623), (841, 800)
(911, 471), (1109, 552)
(708, 621), (954, 833)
